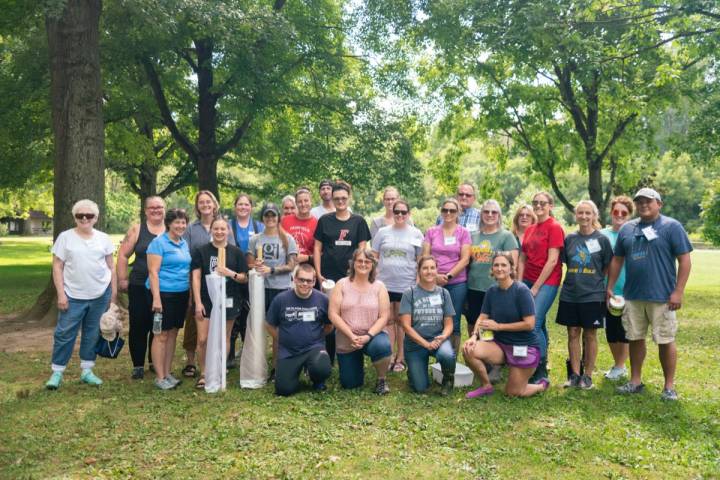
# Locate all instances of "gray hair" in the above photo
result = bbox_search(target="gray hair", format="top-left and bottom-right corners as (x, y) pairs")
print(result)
(71, 199), (100, 217)
(479, 199), (503, 229)
(281, 195), (296, 208)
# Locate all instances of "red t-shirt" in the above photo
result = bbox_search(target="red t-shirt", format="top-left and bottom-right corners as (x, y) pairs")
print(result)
(521, 217), (565, 286)
(281, 215), (318, 256)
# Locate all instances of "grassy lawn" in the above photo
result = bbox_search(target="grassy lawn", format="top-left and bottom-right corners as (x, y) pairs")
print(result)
(0, 237), (718, 478)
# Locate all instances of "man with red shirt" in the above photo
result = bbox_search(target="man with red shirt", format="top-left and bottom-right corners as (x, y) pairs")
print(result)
(281, 187), (318, 265)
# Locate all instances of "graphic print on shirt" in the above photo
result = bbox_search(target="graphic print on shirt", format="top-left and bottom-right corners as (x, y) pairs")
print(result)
(209, 255), (218, 273)
(630, 236), (649, 262)
(470, 240), (493, 263)
(338, 229), (349, 241)
(568, 244), (595, 274)
(262, 243), (280, 261)
(412, 294), (444, 329)
(282, 306), (320, 322)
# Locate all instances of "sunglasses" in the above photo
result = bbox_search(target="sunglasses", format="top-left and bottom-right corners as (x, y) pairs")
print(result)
(295, 277), (315, 285)
(75, 213), (96, 220)
(393, 210), (409, 216)
(612, 209), (629, 218)
(482, 210), (499, 215)
(441, 208), (458, 214)
(532, 200), (549, 207)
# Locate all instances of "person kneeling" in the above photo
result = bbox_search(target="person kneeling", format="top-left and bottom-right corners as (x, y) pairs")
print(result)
(462, 253), (549, 398)
(266, 264), (332, 396)
(399, 255), (456, 395)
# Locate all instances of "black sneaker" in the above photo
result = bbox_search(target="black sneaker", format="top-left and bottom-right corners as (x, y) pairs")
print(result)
(440, 373), (454, 396)
(268, 368), (275, 383)
(131, 367), (144, 380)
(563, 373), (581, 388)
(313, 382), (327, 392)
(530, 359), (548, 385)
(375, 378), (390, 396)
(579, 375), (593, 390)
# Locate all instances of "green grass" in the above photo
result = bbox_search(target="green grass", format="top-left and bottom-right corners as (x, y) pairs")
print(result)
(0, 238), (719, 478)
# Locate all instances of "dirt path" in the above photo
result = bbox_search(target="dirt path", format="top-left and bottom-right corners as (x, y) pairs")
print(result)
(0, 314), (54, 353)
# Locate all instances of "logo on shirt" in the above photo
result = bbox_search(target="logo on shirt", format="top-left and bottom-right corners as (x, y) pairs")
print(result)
(568, 245), (596, 274)
(471, 240), (493, 263)
(262, 243), (280, 261)
(337, 229), (350, 241)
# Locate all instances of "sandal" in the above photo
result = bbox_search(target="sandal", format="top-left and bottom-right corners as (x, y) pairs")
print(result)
(182, 364), (197, 378)
(387, 357), (397, 372)
(195, 376), (206, 390)
(392, 360), (406, 373)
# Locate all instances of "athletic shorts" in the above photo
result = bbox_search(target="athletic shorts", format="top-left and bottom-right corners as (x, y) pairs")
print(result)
(605, 308), (628, 343)
(622, 300), (677, 344)
(495, 341), (540, 369)
(155, 291), (189, 331)
(556, 300), (605, 329)
(465, 289), (485, 327)
(388, 291), (403, 303)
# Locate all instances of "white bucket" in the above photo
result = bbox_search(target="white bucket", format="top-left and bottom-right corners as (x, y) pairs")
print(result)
(431, 362), (474, 387)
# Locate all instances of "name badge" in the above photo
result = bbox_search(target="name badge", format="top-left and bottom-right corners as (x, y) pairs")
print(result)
(512, 345), (528, 357)
(335, 240), (352, 246)
(428, 295), (442, 306)
(225, 297), (234, 308)
(642, 226), (657, 241)
(444, 236), (456, 246)
(585, 238), (601, 253)
(301, 310), (316, 322)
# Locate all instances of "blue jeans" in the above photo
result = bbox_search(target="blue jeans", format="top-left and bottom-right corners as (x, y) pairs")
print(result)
(337, 332), (391, 389)
(405, 339), (456, 392)
(523, 280), (558, 359)
(444, 282), (468, 336)
(51, 287), (111, 370)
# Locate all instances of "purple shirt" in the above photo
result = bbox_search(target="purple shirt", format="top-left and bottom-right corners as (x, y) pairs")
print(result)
(423, 225), (471, 284)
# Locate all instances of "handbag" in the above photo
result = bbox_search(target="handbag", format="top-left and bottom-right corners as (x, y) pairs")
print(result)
(96, 333), (125, 359)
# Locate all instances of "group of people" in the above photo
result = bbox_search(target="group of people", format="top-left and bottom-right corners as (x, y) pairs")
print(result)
(45, 180), (692, 402)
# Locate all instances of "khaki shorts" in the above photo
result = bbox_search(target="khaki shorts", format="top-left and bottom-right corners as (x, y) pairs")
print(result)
(622, 300), (677, 344)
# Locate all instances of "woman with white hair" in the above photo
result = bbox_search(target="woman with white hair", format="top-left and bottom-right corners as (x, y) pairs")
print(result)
(46, 199), (117, 390)
(555, 200), (613, 389)
(281, 195), (297, 219)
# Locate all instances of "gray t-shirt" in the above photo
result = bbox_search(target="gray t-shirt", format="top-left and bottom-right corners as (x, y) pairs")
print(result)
(373, 225), (424, 293)
(559, 230), (613, 303)
(468, 229), (518, 292)
(183, 220), (236, 254)
(399, 285), (455, 348)
(248, 233), (298, 289)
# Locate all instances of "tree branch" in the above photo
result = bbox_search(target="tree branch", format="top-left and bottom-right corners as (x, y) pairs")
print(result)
(596, 112), (638, 167)
(604, 153), (619, 207)
(178, 48), (198, 73)
(216, 114), (254, 158)
(554, 63), (589, 142)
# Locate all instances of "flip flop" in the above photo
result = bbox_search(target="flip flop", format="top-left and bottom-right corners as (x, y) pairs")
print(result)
(182, 365), (197, 378)
(392, 361), (406, 373)
(195, 376), (205, 390)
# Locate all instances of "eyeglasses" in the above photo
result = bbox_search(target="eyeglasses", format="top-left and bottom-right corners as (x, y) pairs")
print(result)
(332, 197), (348, 203)
(532, 200), (549, 207)
(482, 210), (499, 216)
(295, 277), (315, 285)
(441, 208), (458, 214)
(74, 213), (95, 220)
(518, 213), (532, 218)
(457, 192), (474, 198)
(355, 259), (373, 265)
(146, 206), (164, 211)
(393, 210), (409, 216)
(612, 209), (629, 218)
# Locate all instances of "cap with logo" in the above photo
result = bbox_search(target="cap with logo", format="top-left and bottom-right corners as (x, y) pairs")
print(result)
(633, 187), (661, 202)
(260, 203), (280, 217)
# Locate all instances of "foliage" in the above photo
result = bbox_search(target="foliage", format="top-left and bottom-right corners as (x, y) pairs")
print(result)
(0, 173), (54, 219)
(701, 179), (720, 245)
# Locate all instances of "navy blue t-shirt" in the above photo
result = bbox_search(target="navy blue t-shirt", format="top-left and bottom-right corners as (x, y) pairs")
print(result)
(266, 289), (330, 359)
(614, 215), (693, 302)
(480, 282), (539, 347)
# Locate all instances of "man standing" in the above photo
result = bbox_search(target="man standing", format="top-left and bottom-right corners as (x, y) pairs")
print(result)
(313, 181), (371, 361)
(281, 187), (318, 265)
(436, 182), (481, 232)
(266, 264), (333, 395)
(310, 179), (335, 219)
(607, 188), (692, 401)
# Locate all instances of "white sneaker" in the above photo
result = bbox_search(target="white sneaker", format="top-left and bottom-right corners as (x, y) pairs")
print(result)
(604, 366), (627, 380)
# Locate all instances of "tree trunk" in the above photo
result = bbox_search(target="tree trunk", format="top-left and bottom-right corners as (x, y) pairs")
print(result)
(28, 0), (104, 325)
(587, 159), (605, 215)
(195, 37), (220, 200)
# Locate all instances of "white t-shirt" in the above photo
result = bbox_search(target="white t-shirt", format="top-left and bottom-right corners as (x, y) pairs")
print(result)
(310, 204), (334, 219)
(52, 228), (114, 299)
(373, 225), (424, 293)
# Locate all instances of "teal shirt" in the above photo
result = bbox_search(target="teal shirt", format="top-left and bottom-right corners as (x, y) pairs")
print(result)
(467, 229), (518, 292)
(601, 228), (625, 296)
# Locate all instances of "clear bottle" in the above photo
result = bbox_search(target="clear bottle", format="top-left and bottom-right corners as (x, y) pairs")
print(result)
(152, 312), (163, 334)
(480, 328), (494, 341)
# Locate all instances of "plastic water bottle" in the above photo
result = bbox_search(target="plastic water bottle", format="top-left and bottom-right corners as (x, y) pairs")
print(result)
(152, 312), (162, 334)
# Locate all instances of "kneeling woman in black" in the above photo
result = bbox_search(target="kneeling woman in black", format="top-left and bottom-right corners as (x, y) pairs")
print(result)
(462, 252), (549, 398)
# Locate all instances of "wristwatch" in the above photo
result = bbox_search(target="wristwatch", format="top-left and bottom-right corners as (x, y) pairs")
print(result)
(446, 273), (454, 280)
(270, 267), (275, 275)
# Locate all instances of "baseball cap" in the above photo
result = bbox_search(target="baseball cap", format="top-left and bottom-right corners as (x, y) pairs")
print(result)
(633, 188), (661, 202)
(260, 203), (280, 217)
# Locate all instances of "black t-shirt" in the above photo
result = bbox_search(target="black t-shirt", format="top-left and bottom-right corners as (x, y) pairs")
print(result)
(266, 289), (330, 359)
(313, 214), (371, 281)
(191, 243), (248, 317)
(480, 282), (539, 347)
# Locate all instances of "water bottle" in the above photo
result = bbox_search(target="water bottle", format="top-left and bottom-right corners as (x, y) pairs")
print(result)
(152, 312), (163, 334)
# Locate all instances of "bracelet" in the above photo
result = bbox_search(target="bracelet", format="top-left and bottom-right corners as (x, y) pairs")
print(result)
(233, 273), (238, 280)
(270, 267), (275, 275)
(366, 332), (375, 341)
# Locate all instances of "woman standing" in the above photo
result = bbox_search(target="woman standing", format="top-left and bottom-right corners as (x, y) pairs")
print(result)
(147, 208), (192, 390)
(422, 198), (471, 353)
(281, 195), (297, 219)
(191, 217), (248, 389)
(372, 199), (423, 373)
(600, 196), (633, 380)
(517, 192), (565, 383)
(399, 256), (456, 395)
(462, 253), (548, 398)
(556, 201), (613, 389)
(370, 186), (399, 239)
(329, 248), (392, 394)
(46, 200), (117, 390)
(511, 205), (537, 247)
(117, 196), (166, 379)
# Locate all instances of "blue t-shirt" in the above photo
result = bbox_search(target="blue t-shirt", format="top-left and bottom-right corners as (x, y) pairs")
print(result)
(232, 218), (264, 253)
(601, 228), (626, 296)
(480, 282), (539, 347)
(145, 233), (191, 292)
(266, 289), (329, 359)
(614, 215), (693, 302)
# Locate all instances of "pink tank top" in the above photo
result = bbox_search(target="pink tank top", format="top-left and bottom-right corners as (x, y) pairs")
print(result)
(336, 278), (386, 354)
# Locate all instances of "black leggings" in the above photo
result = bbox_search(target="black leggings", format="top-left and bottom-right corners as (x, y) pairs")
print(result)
(128, 284), (154, 368)
(275, 348), (332, 396)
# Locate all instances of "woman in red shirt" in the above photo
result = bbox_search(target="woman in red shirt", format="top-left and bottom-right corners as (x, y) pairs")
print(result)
(517, 191), (565, 384)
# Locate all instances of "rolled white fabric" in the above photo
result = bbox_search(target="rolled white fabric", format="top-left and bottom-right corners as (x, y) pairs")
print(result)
(204, 273), (227, 393)
(240, 270), (267, 388)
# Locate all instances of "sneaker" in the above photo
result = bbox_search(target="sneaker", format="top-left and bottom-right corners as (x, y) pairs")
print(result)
(268, 368), (276, 383)
(661, 388), (679, 401)
(80, 369), (103, 386)
(530, 359), (548, 385)
(466, 385), (494, 399)
(45, 372), (63, 390)
(375, 378), (390, 396)
(154, 377), (174, 390)
(604, 366), (627, 380)
(312, 382), (327, 392)
(537, 378), (550, 391)
(616, 382), (645, 394)
(486, 363), (502, 384)
(227, 357), (237, 370)
(579, 375), (593, 390)
(440, 373), (454, 396)
(131, 367), (144, 380)
(166, 374), (181, 388)
(563, 373), (581, 388)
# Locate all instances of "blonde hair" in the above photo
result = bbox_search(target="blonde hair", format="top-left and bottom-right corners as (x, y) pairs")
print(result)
(575, 200), (602, 230)
(347, 247), (378, 283)
(512, 205), (537, 236)
(194, 190), (220, 219)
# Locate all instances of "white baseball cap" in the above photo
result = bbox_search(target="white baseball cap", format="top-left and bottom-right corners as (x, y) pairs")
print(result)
(633, 187), (661, 202)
